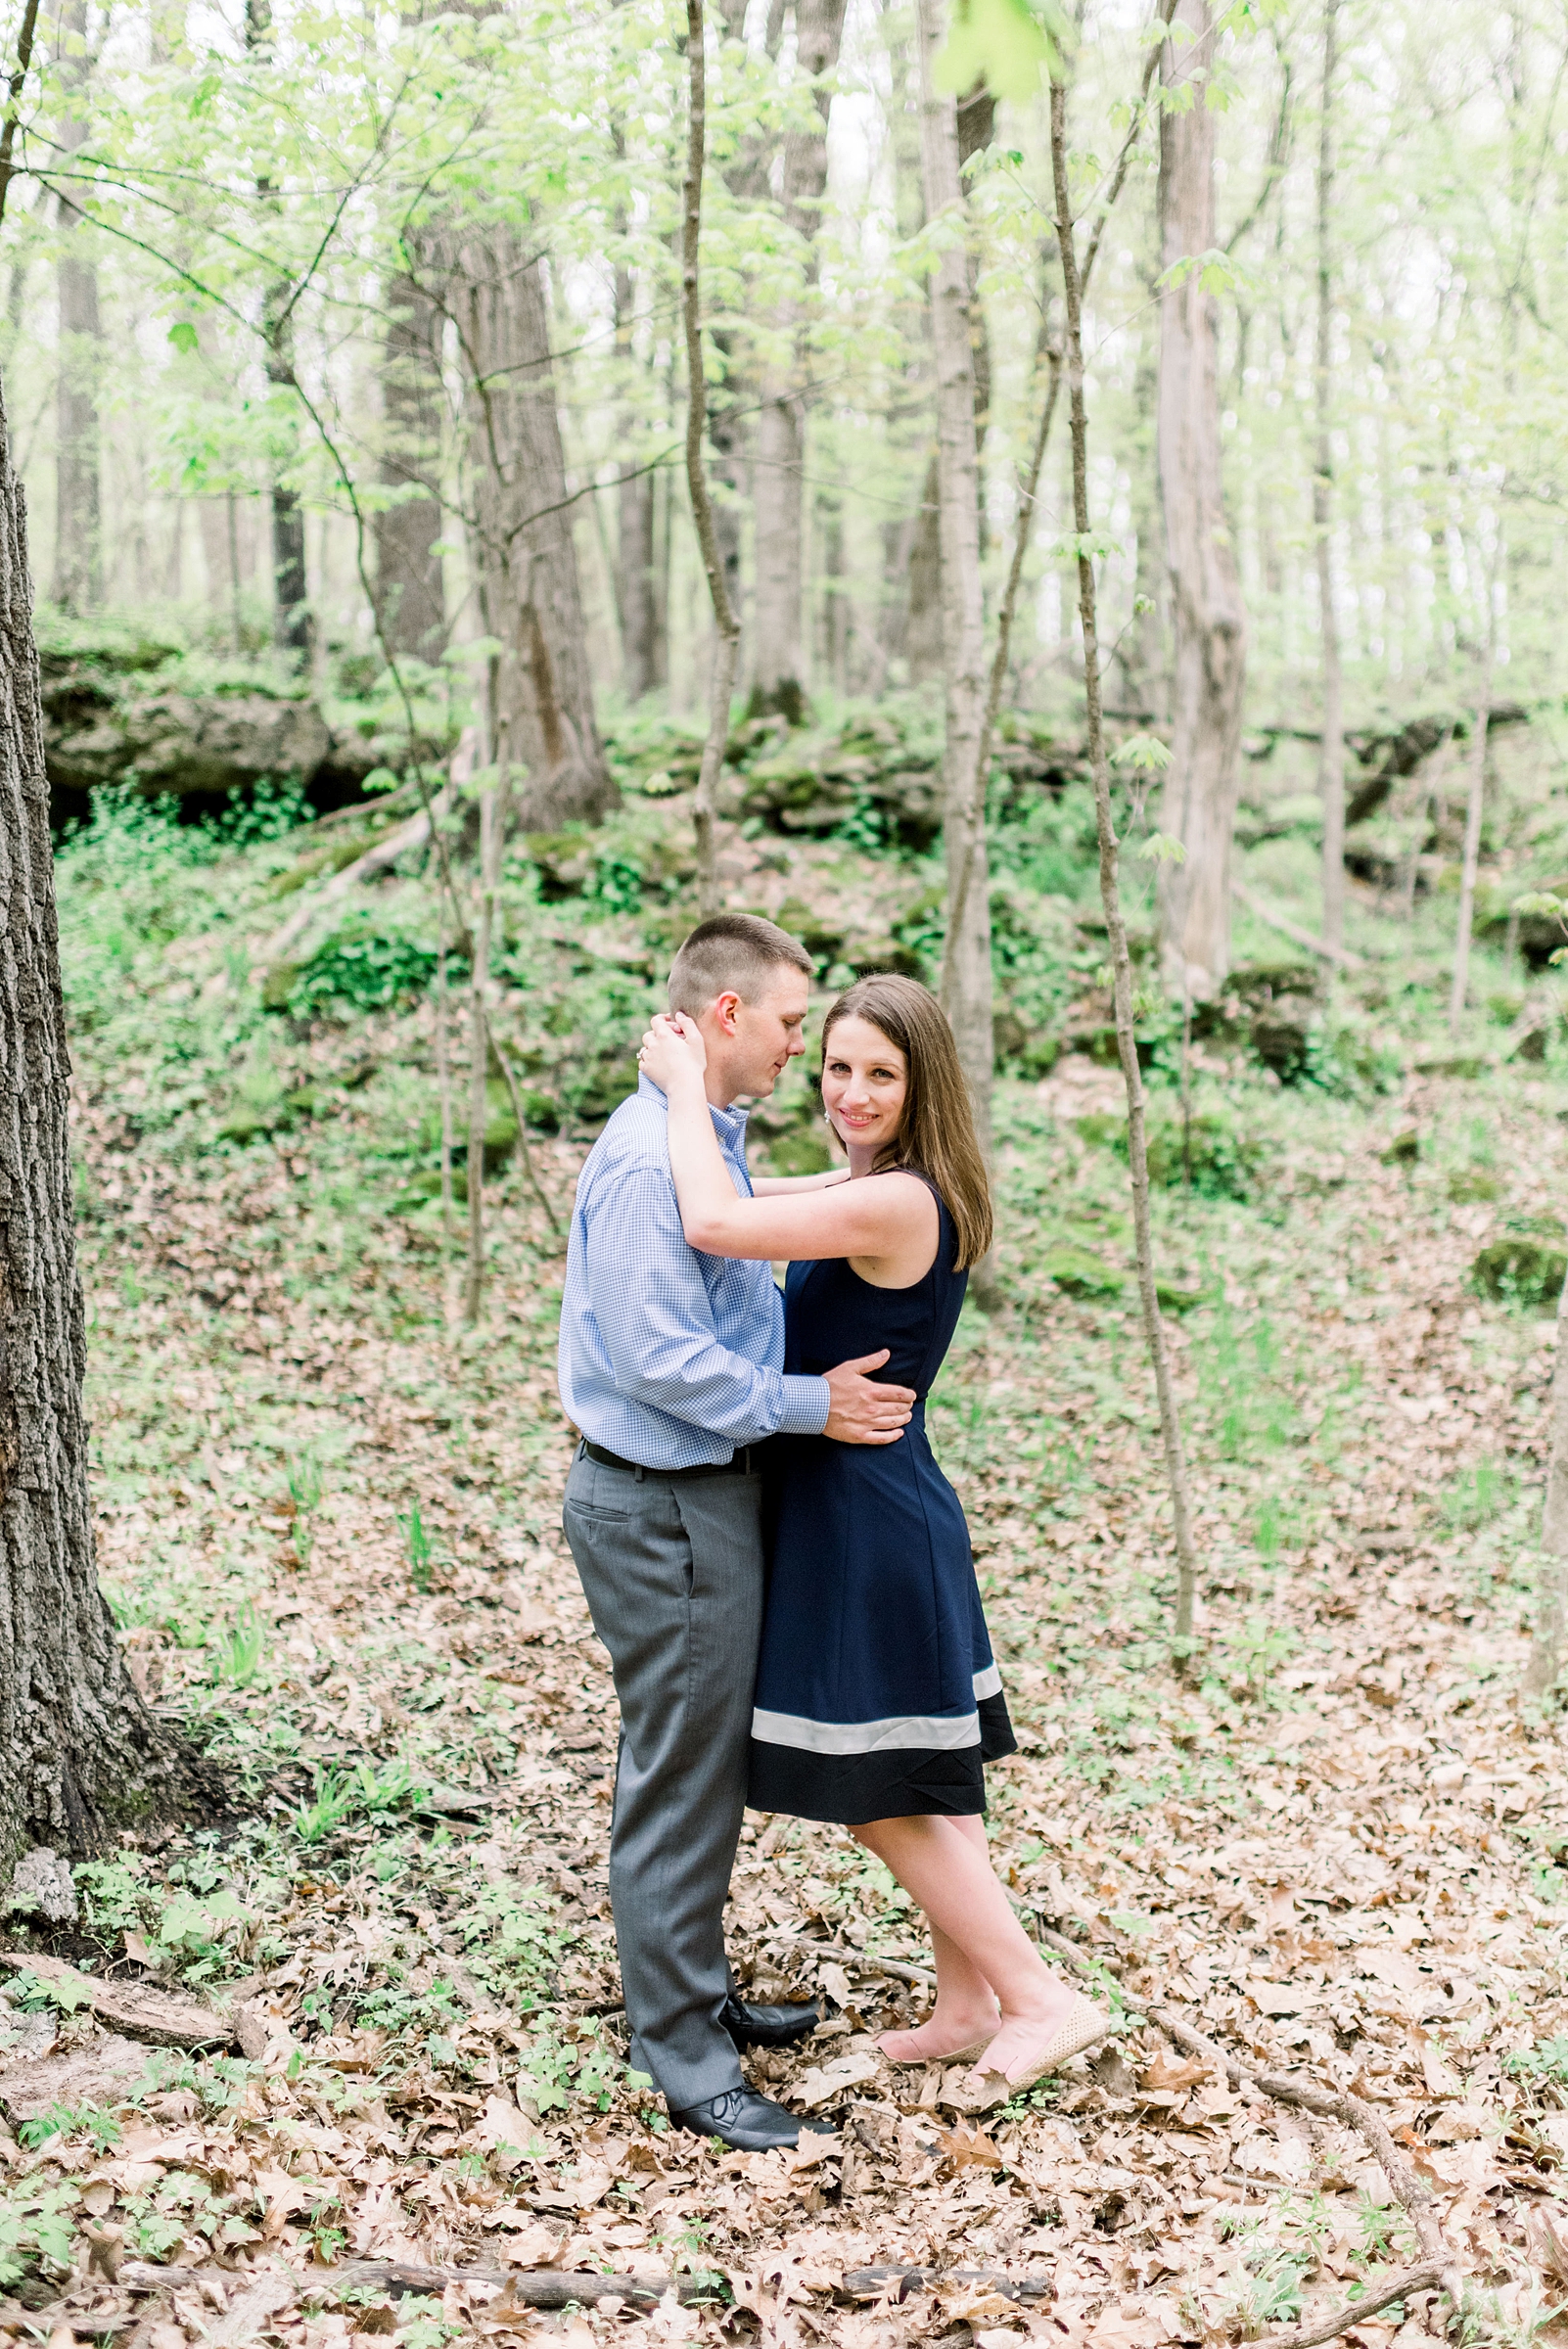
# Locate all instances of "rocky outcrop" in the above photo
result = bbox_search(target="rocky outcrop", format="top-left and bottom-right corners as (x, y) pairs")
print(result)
(42, 645), (382, 811)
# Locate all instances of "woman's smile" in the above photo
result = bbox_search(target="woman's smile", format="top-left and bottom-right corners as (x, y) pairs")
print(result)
(821, 1014), (909, 1159)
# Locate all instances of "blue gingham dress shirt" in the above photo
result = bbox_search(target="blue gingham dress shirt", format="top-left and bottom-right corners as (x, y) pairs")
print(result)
(558, 1075), (831, 1468)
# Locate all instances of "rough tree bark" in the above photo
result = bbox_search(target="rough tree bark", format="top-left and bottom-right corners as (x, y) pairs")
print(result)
(246, 0), (311, 663)
(52, 0), (100, 615)
(613, 254), (663, 702)
(681, 0), (741, 918)
(1314, 0), (1345, 957)
(444, 232), (614, 829)
(0, 381), (217, 1863)
(749, 0), (849, 724)
(915, 0), (992, 1152)
(1155, 0), (1248, 999)
(1051, 74), (1201, 1657)
(374, 262), (446, 662)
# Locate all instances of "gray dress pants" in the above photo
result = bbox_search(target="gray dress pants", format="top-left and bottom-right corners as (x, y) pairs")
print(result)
(562, 1445), (762, 2113)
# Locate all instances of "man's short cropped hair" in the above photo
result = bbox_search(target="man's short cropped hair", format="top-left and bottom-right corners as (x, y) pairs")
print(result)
(668, 913), (814, 1017)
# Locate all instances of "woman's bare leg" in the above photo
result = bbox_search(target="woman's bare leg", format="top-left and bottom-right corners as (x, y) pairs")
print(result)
(863, 1816), (997, 2060)
(853, 1813), (1081, 2079)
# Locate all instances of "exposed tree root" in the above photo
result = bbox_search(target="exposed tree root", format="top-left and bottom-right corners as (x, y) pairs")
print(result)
(1032, 1919), (1466, 2344)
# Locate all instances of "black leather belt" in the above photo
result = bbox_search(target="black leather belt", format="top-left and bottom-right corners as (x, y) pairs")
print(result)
(579, 1439), (757, 1482)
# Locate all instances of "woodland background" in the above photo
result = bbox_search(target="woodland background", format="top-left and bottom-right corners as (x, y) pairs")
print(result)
(0, 0), (1567, 2346)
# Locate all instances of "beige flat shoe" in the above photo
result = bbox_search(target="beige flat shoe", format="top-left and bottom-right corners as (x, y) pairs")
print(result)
(876, 2031), (994, 2068)
(948, 1994), (1114, 2113)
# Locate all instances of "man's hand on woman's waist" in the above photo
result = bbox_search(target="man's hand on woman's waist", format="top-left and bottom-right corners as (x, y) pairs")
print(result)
(822, 1350), (916, 1446)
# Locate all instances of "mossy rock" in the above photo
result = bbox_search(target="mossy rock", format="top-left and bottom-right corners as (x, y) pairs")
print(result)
(1156, 1278), (1204, 1313)
(1043, 1245), (1125, 1300)
(1381, 1129), (1420, 1166)
(1469, 1228), (1567, 1311)
(519, 1087), (561, 1134)
(1447, 1166), (1500, 1203)
(216, 1083), (316, 1143)
(260, 960), (301, 1012)
(1076, 1107), (1265, 1202)
(563, 1052), (639, 1124)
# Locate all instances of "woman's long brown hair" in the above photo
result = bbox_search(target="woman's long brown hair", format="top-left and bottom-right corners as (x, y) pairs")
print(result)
(821, 975), (993, 1270)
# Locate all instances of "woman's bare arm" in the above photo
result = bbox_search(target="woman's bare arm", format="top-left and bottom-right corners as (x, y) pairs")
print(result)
(751, 1168), (851, 1196)
(641, 1021), (935, 1264)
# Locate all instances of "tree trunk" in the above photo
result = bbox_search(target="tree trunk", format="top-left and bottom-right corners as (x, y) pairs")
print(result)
(1050, 75), (1201, 1662)
(1155, 0), (1248, 1000)
(749, 0), (849, 725)
(446, 231), (615, 829)
(1314, 0), (1345, 957)
(246, 0), (312, 665)
(613, 260), (663, 703)
(375, 268), (446, 663)
(681, 0), (741, 917)
(915, 0), (991, 1152)
(617, 462), (661, 703)
(0, 379), (216, 1864)
(902, 456), (945, 682)
(956, 82), (993, 557)
(51, 0), (99, 615)
(1448, 606), (1494, 1038)
(1526, 1267), (1568, 1702)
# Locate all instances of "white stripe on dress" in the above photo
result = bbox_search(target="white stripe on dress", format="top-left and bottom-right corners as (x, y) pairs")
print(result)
(752, 1706), (983, 1755)
(752, 1667), (1002, 1757)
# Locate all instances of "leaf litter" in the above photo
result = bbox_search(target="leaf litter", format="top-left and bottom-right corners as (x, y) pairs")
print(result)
(6, 933), (1568, 2348)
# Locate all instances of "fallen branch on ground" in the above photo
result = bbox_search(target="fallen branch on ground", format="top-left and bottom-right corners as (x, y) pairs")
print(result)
(1029, 1918), (1466, 2346)
(768, 1924), (937, 1991)
(119, 2257), (721, 2314)
(0, 1951), (231, 2049)
(257, 787), (453, 965)
(840, 2265), (1052, 2303)
(1229, 883), (1360, 972)
(1231, 879), (1365, 970)
(116, 2256), (1055, 2324)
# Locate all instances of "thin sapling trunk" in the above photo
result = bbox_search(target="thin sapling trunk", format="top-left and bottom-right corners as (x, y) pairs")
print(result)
(914, 0), (992, 1152)
(681, 0), (741, 920)
(435, 938), (457, 1334)
(1314, 0), (1346, 959)
(1524, 1265), (1568, 1702)
(464, 783), (494, 1327)
(979, 0), (1175, 784)
(1449, 600), (1495, 1039)
(1051, 74), (1202, 1659)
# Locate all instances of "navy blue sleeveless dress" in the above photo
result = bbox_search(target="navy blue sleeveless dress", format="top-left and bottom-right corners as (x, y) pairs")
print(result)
(748, 1174), (1016, 1825)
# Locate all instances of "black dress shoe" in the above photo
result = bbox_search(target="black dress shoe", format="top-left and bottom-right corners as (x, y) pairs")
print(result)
(721, 1994), (822, 2051)
(668, 2085), (836, 2151)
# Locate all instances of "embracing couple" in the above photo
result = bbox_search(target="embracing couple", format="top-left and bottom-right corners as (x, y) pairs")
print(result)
(557, 914), (1106, 2151)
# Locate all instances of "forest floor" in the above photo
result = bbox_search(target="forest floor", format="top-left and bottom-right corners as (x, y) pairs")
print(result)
(3, 776), (1568, 2349)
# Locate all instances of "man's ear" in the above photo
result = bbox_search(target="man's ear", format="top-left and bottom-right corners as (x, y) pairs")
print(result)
(709, 990), (744, 1036)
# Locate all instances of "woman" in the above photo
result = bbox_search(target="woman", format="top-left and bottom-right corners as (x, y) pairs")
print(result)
(638, 973), (1107, 2109)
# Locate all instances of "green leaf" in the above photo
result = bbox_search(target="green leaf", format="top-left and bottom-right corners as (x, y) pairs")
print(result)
(1111, 733), (1175, 772)
(1048, 530), (1121, 563)
(167, 321), (200, 355)
(1135, 831), (1187, 864)
(1512, 892), (1566, 919)
(1158, 247), (1254, 299)
(934, 0), (1067, 105)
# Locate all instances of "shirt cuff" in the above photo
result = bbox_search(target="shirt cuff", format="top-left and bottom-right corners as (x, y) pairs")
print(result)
(776, 1374), (831, 1437)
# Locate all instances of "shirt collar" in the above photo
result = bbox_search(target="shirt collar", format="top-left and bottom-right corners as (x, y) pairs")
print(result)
(637, 1071), (750, 1152)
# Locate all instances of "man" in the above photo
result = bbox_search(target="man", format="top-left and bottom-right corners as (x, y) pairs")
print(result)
(558, 913), (915, 2151)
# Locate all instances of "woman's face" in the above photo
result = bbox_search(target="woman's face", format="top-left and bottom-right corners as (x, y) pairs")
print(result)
(821, 1015), (908, 1154)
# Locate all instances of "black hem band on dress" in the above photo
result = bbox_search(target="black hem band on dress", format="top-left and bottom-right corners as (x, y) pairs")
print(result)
(747, 1691), (1018, 1827)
